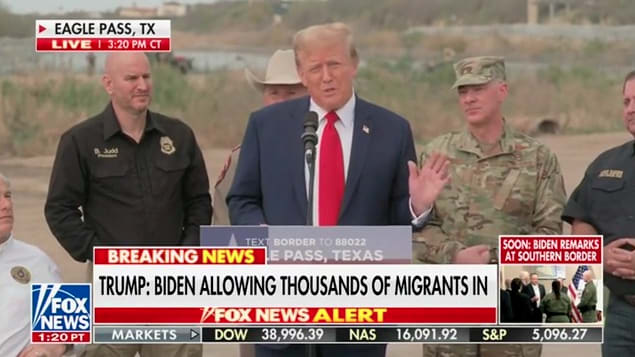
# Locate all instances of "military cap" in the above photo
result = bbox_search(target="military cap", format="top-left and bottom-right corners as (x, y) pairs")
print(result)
(452, 56), (506, 89)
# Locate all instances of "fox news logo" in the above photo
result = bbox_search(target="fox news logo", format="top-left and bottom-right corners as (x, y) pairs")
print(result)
(31, 284), (91, 332)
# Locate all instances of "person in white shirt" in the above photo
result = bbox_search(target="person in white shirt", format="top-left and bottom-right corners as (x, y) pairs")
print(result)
(0, 173), (65, 357)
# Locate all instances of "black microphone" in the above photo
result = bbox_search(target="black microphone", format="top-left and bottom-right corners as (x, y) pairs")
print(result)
(301, 111), (319, 226)
(301, 111), (319, 164)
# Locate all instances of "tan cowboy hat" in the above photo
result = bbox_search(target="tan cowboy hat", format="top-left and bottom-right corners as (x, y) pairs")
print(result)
(244, 49), (302, 92)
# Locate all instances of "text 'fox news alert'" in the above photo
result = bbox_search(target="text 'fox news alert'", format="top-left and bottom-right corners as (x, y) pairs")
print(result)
(35, 20), (171, 52)
(31, 284), (92, 344)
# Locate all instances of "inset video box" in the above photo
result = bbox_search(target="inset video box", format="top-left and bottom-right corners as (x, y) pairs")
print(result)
(498, 235), (604, 335)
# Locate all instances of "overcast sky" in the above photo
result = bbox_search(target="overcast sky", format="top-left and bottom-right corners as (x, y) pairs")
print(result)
(5, 0), (221, 14)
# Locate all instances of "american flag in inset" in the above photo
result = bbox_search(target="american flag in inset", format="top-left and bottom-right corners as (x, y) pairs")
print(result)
(569, 265), (589, 323)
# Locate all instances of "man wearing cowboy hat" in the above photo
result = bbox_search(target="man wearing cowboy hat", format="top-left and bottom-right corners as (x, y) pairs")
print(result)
(0, 173), (65, 357)
(245, 49), (308, 108)
(213, 49), (307, 225)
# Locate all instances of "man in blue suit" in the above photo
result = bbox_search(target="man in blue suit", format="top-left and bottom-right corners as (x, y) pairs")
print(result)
(227, 22), (448, 357)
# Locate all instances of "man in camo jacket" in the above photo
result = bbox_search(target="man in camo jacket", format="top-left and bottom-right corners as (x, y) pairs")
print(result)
(414, 56), (566, 357)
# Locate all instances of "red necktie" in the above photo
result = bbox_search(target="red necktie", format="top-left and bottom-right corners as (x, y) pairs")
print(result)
(318, 111), (345, 226)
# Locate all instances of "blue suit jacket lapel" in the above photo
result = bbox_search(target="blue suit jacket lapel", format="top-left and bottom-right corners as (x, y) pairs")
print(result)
(339, 97), (371, 220)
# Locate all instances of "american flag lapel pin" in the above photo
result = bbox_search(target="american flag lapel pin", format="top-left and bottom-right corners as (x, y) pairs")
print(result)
(362, 125), (370, 134)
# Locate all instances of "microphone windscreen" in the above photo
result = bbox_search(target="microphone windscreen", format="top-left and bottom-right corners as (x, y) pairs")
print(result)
(303, 111), (318, 131)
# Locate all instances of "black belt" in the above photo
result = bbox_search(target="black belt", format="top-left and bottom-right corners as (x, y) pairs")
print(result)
(546, 312), (568, 317)
(579, 305), (596, 313)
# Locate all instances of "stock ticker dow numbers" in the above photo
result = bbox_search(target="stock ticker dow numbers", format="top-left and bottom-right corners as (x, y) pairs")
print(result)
(201, 327), (326, 342)
(261, 328), (325, 342)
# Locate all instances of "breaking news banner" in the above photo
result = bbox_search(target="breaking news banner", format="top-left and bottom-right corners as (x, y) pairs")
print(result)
(92, 247), (496, 323)
(87, 246), (604, 344)
(35, 19), (171, 52)
(31, 283), (92, 344)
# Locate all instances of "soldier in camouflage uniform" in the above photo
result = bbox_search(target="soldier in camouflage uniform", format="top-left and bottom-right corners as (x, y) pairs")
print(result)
(540, 280), (572, 323)
(414, 56), (566, 357)
(577, 271), (598, 322)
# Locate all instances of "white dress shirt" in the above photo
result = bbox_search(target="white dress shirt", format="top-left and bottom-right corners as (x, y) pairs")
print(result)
(304, 94), (429, 225)
(532, 283), (541, 307)
(0, 235), (62, 357)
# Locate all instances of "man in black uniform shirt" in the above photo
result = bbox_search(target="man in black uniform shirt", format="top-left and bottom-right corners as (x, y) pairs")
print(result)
(563, 70), (635, 356)
(44, 53), (210, 357)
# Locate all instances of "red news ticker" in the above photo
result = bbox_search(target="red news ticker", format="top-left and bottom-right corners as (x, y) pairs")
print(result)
(32, 331), (91, 343)
(93, 248), (266, 265)
(94, 307), (496, 324)
(36, 37), (170, 51)
(499, 235), (602, 264)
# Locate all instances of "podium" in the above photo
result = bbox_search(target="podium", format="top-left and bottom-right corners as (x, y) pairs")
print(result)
(200, 225), (412, 264)
(201, 225), (412, 357)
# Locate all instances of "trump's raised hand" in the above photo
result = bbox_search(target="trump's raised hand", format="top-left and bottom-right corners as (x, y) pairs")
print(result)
(408, 152), (450, 216)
